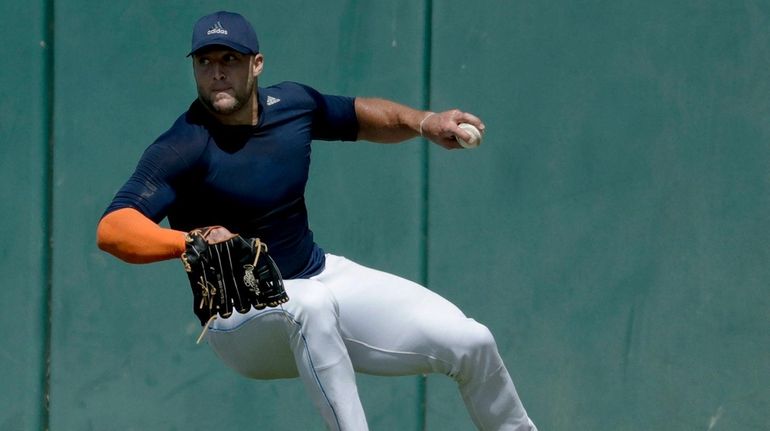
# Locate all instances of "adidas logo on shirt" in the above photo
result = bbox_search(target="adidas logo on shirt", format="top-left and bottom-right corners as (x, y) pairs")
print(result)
(207, 21), (228, 35)
(267, 96), (281, 106)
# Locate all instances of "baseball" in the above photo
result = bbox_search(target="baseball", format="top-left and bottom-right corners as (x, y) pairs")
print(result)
(456, 123), (482, 148)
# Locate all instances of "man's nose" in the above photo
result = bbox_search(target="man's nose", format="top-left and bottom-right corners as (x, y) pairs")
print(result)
(212, 63), (225, 80)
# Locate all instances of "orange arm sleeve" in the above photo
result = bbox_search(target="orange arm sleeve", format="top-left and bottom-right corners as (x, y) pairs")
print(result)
(96, 207), (186, 264)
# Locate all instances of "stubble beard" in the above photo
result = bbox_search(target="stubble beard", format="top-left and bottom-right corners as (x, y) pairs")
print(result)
(199, 90), (244, 115)
(198, 79), (256, 116)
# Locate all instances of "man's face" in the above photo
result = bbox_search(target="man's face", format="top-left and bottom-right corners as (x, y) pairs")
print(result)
(192, 48), (263, 116)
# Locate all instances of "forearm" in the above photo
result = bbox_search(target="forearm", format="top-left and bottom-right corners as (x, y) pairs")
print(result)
(354, 97), (428, 143)
(354, 97), (486, 150)
(96, 207), (186, 264)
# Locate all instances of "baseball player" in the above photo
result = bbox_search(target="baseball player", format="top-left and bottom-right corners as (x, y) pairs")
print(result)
(97, 10), (537, 431)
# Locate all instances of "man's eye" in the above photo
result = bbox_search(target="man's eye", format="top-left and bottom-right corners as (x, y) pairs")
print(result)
(225, 55), (237, 62)
(198, 58), (210, 65)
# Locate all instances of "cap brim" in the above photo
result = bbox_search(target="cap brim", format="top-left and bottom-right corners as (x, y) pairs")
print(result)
(187, 40), (256, 57)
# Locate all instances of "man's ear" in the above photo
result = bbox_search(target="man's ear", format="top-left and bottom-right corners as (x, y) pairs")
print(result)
(253, 54), (265, 77)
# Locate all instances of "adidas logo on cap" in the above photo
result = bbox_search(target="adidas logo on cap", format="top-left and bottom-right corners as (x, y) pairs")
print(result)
(207, 21), (228, 35)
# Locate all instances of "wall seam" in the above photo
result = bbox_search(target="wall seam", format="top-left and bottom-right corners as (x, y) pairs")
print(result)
(40, 0), (55, 429)
(418, 0), (433, 430)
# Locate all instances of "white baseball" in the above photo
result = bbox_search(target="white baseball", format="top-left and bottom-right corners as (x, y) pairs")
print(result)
(456, 123), (482, 148)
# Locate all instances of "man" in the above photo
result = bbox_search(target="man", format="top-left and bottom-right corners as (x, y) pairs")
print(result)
(97, 10), (537, 431)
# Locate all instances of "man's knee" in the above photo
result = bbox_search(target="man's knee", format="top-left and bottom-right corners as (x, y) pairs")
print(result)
(452, 320), (505, 382)
(460, 320), (497, 353)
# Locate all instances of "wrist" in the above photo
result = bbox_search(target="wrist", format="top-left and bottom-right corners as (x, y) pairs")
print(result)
(419, 112), (436, 136)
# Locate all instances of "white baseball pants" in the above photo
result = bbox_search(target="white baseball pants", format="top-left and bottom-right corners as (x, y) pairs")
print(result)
(205, 254), (537, 431)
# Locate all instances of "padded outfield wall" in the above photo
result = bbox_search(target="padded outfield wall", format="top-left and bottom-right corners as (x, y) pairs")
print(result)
(1, 1), (768, 430)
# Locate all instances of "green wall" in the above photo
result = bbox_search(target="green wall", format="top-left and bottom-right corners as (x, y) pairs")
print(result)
(0, 1), (49, 430)
(2, 1), (768, 430)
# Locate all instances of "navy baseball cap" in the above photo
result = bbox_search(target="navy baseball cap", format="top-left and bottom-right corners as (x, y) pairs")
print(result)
(188, 11), (260, 56)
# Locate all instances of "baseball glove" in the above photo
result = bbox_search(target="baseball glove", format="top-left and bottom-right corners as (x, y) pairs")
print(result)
(181, 226), (288, 326)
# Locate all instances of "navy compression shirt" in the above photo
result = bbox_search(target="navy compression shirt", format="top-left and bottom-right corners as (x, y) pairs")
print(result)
(104, 82), (359, 278)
